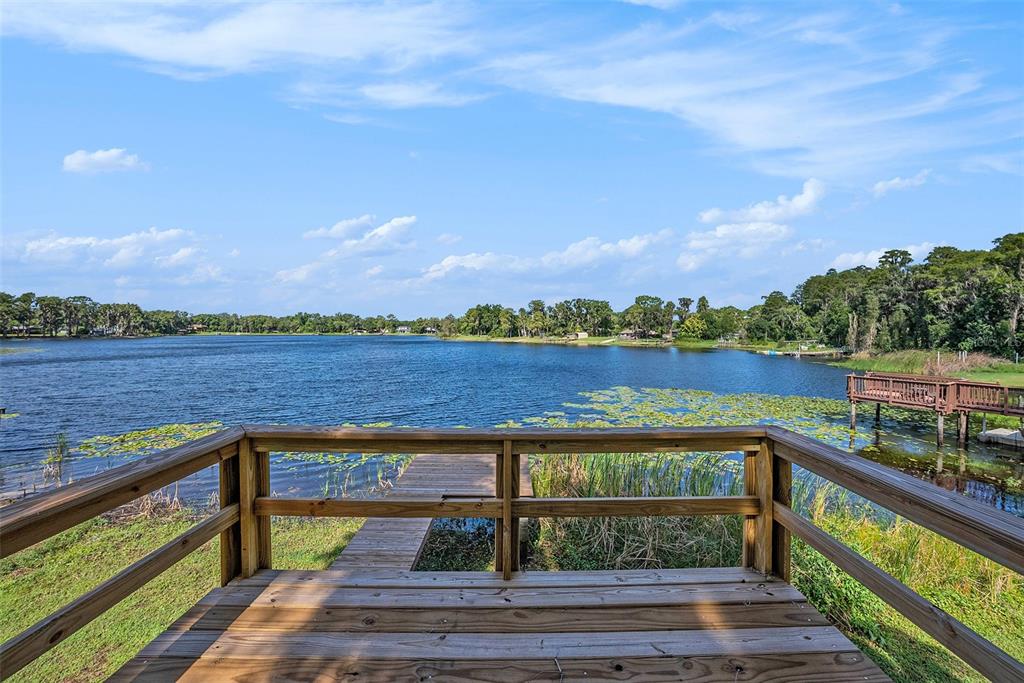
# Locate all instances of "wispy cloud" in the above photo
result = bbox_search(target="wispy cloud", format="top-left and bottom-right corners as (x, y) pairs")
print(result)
(9, 4), (1019, 181)
(872, 169), (930, 197)
(63, 148), (148, 174)
(699, 179), (825, 223)
(677, 222), (793, 272)
(419, 230), (672, 282)
(3, 3), (475, 77)
(277, 215), (417, 283)
(22, 227), (188, 267)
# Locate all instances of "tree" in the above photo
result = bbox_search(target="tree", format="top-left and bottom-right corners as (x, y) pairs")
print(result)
(35, 296), (64, 337)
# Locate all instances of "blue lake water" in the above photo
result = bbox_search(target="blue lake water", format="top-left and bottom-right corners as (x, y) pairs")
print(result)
(1, 335), (1021, 513)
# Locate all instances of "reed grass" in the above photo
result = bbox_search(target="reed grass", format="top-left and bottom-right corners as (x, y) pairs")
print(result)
(523, 449), (1022, 682)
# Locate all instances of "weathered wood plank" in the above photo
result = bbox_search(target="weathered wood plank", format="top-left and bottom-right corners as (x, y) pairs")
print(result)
(754, 439), (773, 574)
(218, 455), (241, 585)
(111, 651), (888, 682)
(768, 426), (1024, 575)
(0, 505), (238, 678)
(772, 454), (792, 581)
(0, 427), (243, 558)
(514, 495), (759, 518)
(198, 582), (803, 610)
(134, 626), (860, 660)
(237, 567), (777, 588)
(257, 497), (502, 518)
(774, 502), (1024, 681)
(175, 600), (828, 633)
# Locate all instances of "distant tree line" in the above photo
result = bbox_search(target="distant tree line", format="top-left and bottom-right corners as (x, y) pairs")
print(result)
(2, 234), (1021, 357)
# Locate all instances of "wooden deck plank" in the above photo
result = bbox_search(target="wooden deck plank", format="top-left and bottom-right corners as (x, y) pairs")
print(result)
(113, 651), (889, 682)
(172, 601), (829, 633)
(116, 567), (889, 682)
(199, 582), (803, 609)
(135, 626), (861, 660)
(236, 566), (776, 588)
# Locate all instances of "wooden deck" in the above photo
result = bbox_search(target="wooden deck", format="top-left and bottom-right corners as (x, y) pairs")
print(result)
(112, 566), (887, 681)
(6, 426), (1022, 681)
(111, 453), (886, 681)
(331, 453), (533, 570)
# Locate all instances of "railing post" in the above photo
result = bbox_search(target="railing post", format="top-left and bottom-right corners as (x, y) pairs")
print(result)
(741, 448), (757, 567)
(500, 439), (519, 580)
(753, 438), (774, 575)
(222, 436), (271, 584)
(494, 446), (504, 574)
(238, 437), (271, 577)
(771, 446), (792, 582)
(219, 447), (241, 586)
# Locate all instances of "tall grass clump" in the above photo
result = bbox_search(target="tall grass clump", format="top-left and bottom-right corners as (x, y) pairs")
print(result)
(528, 451), (744, 569)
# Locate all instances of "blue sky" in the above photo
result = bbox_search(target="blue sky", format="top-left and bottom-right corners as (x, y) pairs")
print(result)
(1, 1), (1022, 317)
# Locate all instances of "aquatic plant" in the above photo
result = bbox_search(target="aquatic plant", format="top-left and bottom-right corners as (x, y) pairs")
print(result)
(75, 422), (223, 460)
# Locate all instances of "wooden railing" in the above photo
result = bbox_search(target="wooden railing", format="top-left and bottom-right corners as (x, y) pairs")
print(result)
(848, 371), (1024, 417)
(1, 425), (1022, 680)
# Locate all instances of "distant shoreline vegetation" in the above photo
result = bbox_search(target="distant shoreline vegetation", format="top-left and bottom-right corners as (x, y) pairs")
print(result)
(3, 233), (1023, 360)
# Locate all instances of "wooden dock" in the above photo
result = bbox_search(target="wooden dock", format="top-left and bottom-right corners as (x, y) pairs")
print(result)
(848, 371), (1024, 446)
(331, 453), (532, 570)
(4, 426), (1023, 681)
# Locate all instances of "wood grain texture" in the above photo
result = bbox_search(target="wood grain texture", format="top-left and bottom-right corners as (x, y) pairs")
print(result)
(256, 497), (503, 518)
(774, 502), (1023, 681)
(768, 426), (1024, 575)
(514, 495), (759, 518)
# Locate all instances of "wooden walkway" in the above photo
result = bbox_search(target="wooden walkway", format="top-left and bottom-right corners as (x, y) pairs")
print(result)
(113, 567), (887, 681)
(331, 453), (533, 570)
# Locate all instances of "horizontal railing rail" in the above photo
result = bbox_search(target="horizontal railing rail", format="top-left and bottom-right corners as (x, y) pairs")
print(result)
(1, 424), (1022, 680)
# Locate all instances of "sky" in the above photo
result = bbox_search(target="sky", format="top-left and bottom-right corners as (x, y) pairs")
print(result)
(1, 1), (1022, 317)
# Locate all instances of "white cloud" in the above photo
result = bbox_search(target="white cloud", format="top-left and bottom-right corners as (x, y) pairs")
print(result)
(677, 222), (793, 271)
(227, 248), (241, 258)
(359, 82), (485, 109)
(62, 148), (148, 174)
(871, 169), (930, 197)
(155, 246), (198, 268)
(23, 227), (188, 267)
(3, 3), (474, 77)
(698, 179), (825, 223)
(829, 241), (937, 270)
(304, 214), (375, 239)
(488, 14), (1015, 179)
(277, 215), (417, 283)
(621, 0), (684, 8)
(962, 153), (1022, 175)
(419, 230), (671, 282)
(436, 233), (463, 245)
(365, 265), (384, 277)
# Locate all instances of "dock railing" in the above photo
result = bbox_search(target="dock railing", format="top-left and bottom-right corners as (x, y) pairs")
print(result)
(1, 425), (1023, 680)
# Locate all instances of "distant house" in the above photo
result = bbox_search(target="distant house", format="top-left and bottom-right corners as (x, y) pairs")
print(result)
(189, 323), (206, 333)
(423, 326), (437, 334)
(618, 329), (637, 340)
(396, 325), (412, 334)
(573, 331), (589, 340)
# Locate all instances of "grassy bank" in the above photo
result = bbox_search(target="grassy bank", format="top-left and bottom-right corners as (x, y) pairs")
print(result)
(0, 505), (362, 682)
(834, 349), (1024, 387)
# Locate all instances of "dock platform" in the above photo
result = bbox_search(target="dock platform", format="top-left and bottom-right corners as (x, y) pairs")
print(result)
(331, 453), (532, 570)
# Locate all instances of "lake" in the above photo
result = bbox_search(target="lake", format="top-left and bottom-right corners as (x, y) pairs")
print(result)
(2, 335), (1022, 514)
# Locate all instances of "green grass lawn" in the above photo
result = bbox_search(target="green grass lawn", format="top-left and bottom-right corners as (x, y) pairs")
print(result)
(1, 511), (362, 682)
(834, 350), (1024, 387)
